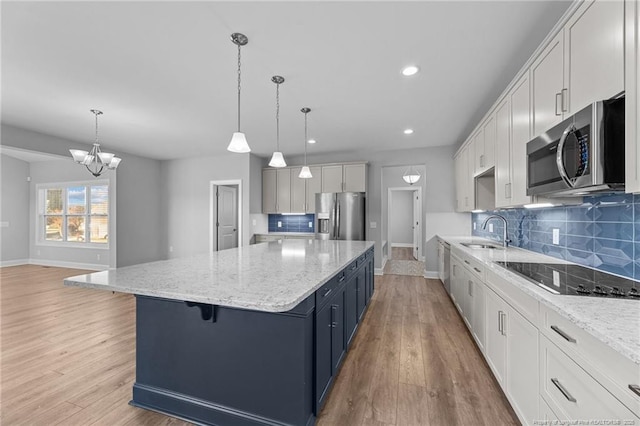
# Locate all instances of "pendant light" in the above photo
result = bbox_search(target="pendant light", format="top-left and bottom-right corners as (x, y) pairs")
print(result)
(402, 165), (421, 185)
(69, 109), (121, 177)
(227, 33), (251, 153)
(299, 107), (312, 179)
(268, 75), (287, 167)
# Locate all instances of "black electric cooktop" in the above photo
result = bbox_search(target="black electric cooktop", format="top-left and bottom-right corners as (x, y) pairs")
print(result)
(495, 262), (640, 300)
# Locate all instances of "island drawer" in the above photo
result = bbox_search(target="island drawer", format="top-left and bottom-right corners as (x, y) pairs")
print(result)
(316, 272), (345, 310)
(345, 259), (359, 279)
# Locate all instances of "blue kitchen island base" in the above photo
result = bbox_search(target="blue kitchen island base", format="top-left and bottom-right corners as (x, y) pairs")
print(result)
(129, 246), (374, 426)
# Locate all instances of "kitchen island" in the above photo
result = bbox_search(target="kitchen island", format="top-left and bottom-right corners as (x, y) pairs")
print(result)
(65, 239), (375, 426)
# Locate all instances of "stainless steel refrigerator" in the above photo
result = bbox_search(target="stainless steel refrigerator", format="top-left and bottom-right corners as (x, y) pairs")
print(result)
(315, 192), (366, 240)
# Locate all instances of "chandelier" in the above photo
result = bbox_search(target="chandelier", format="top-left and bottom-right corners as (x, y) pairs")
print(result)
(69, 109), (121, 177)
(402, 165), (421, 185)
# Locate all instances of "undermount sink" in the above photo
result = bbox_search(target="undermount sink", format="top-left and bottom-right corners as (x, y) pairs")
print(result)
(461, 242), (502, 250)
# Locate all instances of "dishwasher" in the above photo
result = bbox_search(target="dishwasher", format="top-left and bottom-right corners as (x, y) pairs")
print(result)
(438, 239), (451, 294)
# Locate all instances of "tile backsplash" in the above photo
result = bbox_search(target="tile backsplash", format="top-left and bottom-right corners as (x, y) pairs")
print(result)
(472, 193), (639, 280)
(268, 214), (315, 233)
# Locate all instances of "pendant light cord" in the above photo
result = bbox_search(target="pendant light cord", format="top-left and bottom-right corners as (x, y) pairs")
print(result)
(275, 83), (280, 151)
(304, 112), (308, 165)
(94, 111), (99, 144)
(237, 44), (242, 132)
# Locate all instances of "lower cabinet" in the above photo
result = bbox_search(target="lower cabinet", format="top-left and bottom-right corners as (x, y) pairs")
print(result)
(345, 273), (358, 347)
(356, 265), (366, 321)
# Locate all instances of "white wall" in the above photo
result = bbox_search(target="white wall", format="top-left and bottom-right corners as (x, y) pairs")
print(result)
(0, 154), (30, 265)
(2, 124), (164, 267)
(160, 152), (252, 258)
(29, 159), (115, 269)
(389, 190), (413, 246)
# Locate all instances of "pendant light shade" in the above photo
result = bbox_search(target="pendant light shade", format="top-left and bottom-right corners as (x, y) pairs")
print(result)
(299, 107), (312, 178)
(69, 109), (122, 177)
(402, 166), (421, 185)
(299, 166), (313, 179)
(227, 33), (251, 153)
(269, 76), (287, 167)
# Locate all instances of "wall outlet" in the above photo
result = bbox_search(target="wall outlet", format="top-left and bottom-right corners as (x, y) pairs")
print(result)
(308, 221), (313, 228)
(370, 221), (377, 229)
(552, 270), (560, 287)
(252, 219), (257, 226)
(277, 221), (282, 228)
(473, 222), (476, 230)
(488, 223), (494, 233)
(169, 246), (173, 253)
(552, 228), (560, 245)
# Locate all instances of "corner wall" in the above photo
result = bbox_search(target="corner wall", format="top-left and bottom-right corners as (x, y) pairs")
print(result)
(0, 154), (30, 265)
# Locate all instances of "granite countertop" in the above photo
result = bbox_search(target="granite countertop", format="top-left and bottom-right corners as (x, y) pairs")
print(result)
(64, 239), (374, 313)
(437, 235), (640, 365)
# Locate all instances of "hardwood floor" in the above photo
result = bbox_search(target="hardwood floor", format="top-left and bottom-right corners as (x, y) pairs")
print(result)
(390, 247), (415, 260)
(1, 265), (518, 425)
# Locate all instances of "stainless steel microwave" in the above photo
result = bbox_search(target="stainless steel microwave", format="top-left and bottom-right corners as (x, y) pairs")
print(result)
(526, 98), (624, 197)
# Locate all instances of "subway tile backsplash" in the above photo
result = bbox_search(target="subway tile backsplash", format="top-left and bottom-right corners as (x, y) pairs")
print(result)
(472, 193), (639, 280)
(268, 214), (315, 233)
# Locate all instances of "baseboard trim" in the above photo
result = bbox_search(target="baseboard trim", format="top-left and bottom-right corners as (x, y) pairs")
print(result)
(0, 259), (29, 267)
(374, 268), (384, 276)
(391, 243), (413, 248)
(28, 259), (106, 271)
(423, 270), (439, 279)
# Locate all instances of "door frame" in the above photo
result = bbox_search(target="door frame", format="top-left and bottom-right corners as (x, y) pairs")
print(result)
(387, 186), (423, 261)
(209, 180), (243, 253)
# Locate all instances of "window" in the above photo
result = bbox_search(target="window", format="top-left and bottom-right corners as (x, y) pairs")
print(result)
(39, 181), (109, 246)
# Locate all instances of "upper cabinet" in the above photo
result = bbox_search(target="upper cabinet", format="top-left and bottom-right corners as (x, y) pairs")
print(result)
(473, 117), (496, 177)
(532, 0), (624, 138)
(455, 146), (475, 212)
(626, 0), (640, 193)
(263, 163), (367, 214)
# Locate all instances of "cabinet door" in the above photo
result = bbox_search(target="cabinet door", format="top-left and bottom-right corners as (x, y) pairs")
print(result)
(356, 266), (366, 321)
(494, 98), (512, 208)
(450, 258), (463, 312)
(306, 166), (322, 213)
(262, 169), (277, 214)
(290, 167), (307, 214)
(484, 288), (507, 387)
(506, 306), (539, 424)
(510, 73), (533, 206)
(331, 286), (346, 372)
(464, 147), (475, 211)
(531, 31), (564, 137)
(471, 279), (485, 354)
(366, 256), (374, 302)
(626, 0), (640, 193)
(454, 152), (465, 212)
(472, 130), (483, 175)
(322, 165), (343, 193)
(482, 115), (496, 171)
(462, 270), (473, 330)
(564, 0), (624, 115)
(276, 169), (291, 213)
(315, 302), (333, 410)
(344, 164), (366, 192)
(345, 274), (358, 347)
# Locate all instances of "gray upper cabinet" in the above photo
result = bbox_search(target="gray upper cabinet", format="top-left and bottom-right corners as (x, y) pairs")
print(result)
(276, 169), (291, 214)
(321, 165), (343, 193)
(290, 167), (307, 214)
(343, 164), (367, 192)
(306, 166), (322, 213)
(262, 169), (277, 214)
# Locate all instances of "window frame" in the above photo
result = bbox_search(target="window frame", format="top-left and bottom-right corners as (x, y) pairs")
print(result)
(36, 180), (110, 249)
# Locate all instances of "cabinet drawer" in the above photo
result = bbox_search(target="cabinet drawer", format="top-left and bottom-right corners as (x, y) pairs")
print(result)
(461, 254), (485, 281)
(356, 253), (366, 267)
(316, 272), (345, 310)
(366, 247), (374, 259)
(540, 335), (638, 421)
(485, 268), (539, 325)
(345, 259), (359, 279)
(541, 304), (640, 414)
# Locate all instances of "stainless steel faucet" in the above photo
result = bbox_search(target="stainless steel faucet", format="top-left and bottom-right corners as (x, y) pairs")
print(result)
(482, 214), (511, 248)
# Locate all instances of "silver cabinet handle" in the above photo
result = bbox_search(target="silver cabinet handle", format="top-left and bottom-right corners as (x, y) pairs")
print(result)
(498, 311), (503, 333)
(322, 288), (333, 298)
(464, 260), (470, 265)
(551, 325), (576, 343)
(330, 305), (337, 328)
(629, 385), (640, 398)
(551, 378), (577, 403)
(474, 267), (481, 273)
(480, 154), (485, 168)
(505, 183), (509, 198)
(561, 88), (568, 112)
(555, 92), (562, 116)
(500, 312), (506, 336)
(468, 280), (473, 296)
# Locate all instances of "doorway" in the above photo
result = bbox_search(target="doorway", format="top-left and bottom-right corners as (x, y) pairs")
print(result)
(209, 180), (242, 252)
(385, 187), (423, 276)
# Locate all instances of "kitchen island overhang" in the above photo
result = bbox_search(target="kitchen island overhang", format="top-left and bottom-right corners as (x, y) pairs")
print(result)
(64, 239), (376, 426)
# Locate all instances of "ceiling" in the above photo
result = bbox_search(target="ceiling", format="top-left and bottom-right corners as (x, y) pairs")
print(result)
(1, 1), (571, 161)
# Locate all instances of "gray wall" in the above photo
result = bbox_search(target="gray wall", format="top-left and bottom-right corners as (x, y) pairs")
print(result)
(160, 152), (252, 259)
(1, 124), (164, 267)
(0, 154), (30, 264)
(287, 145), (470, 273)
(28, 159), (115, 269)
(389, 190), (413, 245)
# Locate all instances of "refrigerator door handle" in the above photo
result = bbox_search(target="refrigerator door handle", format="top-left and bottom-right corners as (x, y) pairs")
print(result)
(336, 200), (341, 239)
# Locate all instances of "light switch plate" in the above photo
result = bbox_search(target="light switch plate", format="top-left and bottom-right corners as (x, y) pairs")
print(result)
(370, 221), (377, 229)
(552, 270), (560, 287)
(552, 228), (560, 245)
(308, 222), (313, 228)
(277, 221), (282, 228)
(488, 223), (494, 233)
(473, 222), (476, 230)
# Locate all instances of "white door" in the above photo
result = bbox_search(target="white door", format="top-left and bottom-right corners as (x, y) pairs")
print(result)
(412, 191), (419, 260)
(217, 185), (238, 251)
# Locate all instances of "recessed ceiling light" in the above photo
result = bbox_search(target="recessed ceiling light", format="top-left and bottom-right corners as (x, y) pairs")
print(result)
(307, 139), (316, 144)
(403, 129), (414, 135)
(402, 66), (419, 76)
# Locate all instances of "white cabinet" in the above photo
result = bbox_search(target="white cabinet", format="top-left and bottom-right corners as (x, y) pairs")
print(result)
(531, 31), (565, 138)
(450, 255), (464, 313)
(276, 169), (291, 214)
(321, 165), (343, 193)
(510, 73), (533, 206)
(626, 0), (640, 193)
(563, 0), (624, 115)
(306, 166), (322, 212)
(290, 167), (307, 214)
(470, 277), (485, 353)
(474, 116), (495, 176)
(485, 288), (508, 387)
(454, 146), (474, 212)
(262, 169), (277, 214)
(343, 163), (367, 192)
(494, 97), (512, 208)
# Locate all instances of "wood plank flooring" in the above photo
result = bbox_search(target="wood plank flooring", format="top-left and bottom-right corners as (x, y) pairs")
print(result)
(1, 265), (518, 425)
